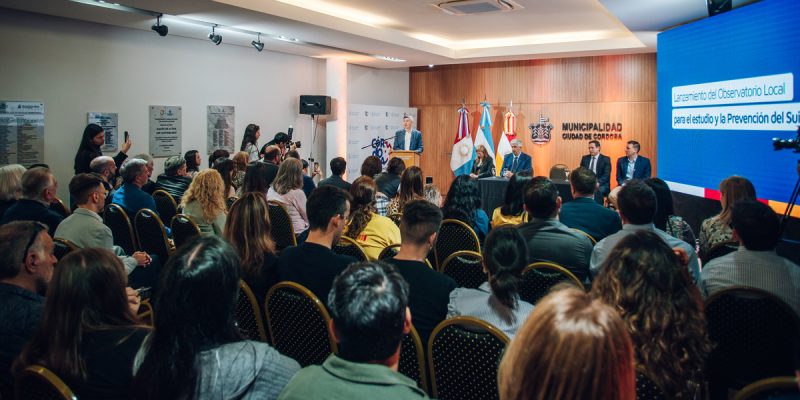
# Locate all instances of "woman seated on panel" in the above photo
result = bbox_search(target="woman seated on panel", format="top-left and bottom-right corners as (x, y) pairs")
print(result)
(345, 176), (401, 260)
(469, 144), (495, 179)
(491, 172), (531, 227)
(442, 175), (490, 242)
(267, 158), (309, 243)
(698, 176), (756, 257)
(15, 248), (148, 400)
(181, 169), (227, 235)
(387, 166), (425, 215)
(447, 226), (534, 339)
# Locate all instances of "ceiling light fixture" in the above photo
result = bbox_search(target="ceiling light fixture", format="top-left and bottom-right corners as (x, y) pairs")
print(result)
(251, 33), (264, 52)
(208, 26), (222, 45)
(151, 14), (168, 37)
(374, 55), (406, 63)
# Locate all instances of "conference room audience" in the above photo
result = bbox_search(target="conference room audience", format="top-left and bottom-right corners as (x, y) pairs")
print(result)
(442, 175), (490, 242)
(284, 150), (316, 197)
(500, 139), (532, 177)
(579, 140), (612, 203)
(387, 166), (424, 215)
(491, 172), (531, 227)
(0, 221), (55, 399)
(73, 123), (130, 175)
(132, 236), (299, 399)
(591, 180), (700, 282)
(448, 226), (534, 339)
(375, 157), (405, 198)
(645, 178), (695, 245)
(111, 158), (158, 219)
(469, 144), (495, 179)
(14, 248), (147, 400)
(155, 155), (192, 205)
(212, 157), (237, 198)
(241, 161), (276, 197)
(345, 176), (401, 260)
(133, 153), (158, 194)
(232, 151), (249, 190)
(700, 200), (800, 315)
(698, 176), (756, 258)
(278, 262), (427, 399)
(517, 177), (593, 282)
(318, 157), (351, 191)
(184, 150), (201, 178)
(1, 167), (63, 236)
(268, 158), (309, 242)
(559, 167), (621, 242)
(609, 140), (652, 207)
(276, 186), (357, 303)
(224, 193), (279, 302)
(181, 169), (227, 235)
(360, 155), (383, 179)
(241, 123), (261, 162)
(592, 231), (710, 399)
(423, 183), (442, 207)
(384, 200), (456, 344)
(498, 287), (635, 400)
(0, 164), (26, 218)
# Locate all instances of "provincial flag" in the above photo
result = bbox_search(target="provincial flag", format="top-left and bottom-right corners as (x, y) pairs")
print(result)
(496, 109), (516, 175)
(474, 101), (495, 163)
(450, 106), (474, 177)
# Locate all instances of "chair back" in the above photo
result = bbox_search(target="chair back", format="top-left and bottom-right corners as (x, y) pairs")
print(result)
(636, 373), (667, 400)
(399, 324), (429, 394)
(434, 219), (480, 269)
(440, 251), (486, 288)
(103, 203), (138, 255)
(170, 214), (201, 250)
(571, 228), (597, 245)
(519, 262), (584, 305)
(236, 280), (268, 342)
(706, 287), (800, 396)
(734, 376), (800, 400)
(137, 299), (154, 327)
(15, 365), (77, 400)
(703, 240), (739, 263)
(264, 282), (337, 367)
(152, 190), (178, 227)
(226, 196), (238, 211)
(49, 198), (70, 218)
(134, 209), (172, 262)
(548, 164), (569, 180)
(388, 212), (403, 227)
(332, 236), (369, 261)
(378, 244), (402, 260)
(52, 238), (78, 261)
(428, 317), (509, 400)
(267, 201), (297, 250)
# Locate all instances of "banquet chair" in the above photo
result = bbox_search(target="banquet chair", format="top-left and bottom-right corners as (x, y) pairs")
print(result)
(15, 365), (76, 400)
(53, 238), (78, 261)
(440, 251), (485, 289)
(267, 201), (297, 251)
(236, 280), (268, 342)
(734, 376), (800, 400)
(518, 262), (584, 305)
(378, 244), (402, 260)
(134, 209), (172, 262)
(398, 324), (429, 394)
(170, 214), (201, 250)
(49, 198), (70, 218)
(103, 203), (138, 255)
(152, 190), (178, 227)
(332, 236), (370, 261)
(434, 219), (480, 270)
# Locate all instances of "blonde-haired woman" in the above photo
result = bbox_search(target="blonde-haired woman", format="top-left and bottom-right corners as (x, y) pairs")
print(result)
(698, 176), (756, 257)
(0, 164), (26, 218)
(181, 169), (227, 235)
(231, 151), (249, 191)
(470, 144), (494, 179)
(267, 158), (309, 242)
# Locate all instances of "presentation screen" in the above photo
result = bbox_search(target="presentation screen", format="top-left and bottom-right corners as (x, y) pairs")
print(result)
(657, 0), (800, 211)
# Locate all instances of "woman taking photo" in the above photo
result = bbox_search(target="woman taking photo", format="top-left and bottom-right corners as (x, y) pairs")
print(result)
(181, 169), (227, 235)
(386, 166), (424, 215)
(491, 172), (531, 227)
(442, 175), (490, 242)
(15, 248), (147, 400)
(240, 123), (261, 162)
(74, 123), (131, 175)
(469, 144), (494, 179)
(346, 176), (401, 260)
(267, 158), (309, 243)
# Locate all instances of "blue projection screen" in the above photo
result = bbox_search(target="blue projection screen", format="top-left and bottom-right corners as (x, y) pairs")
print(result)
(657, 0), (800, 209)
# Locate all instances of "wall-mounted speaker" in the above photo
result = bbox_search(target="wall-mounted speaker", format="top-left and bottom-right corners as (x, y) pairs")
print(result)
(299, 95), (331, 115)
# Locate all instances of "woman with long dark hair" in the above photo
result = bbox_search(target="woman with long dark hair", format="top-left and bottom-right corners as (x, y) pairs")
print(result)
(224, 193), (278, 301)
(73, 123), (131, 175)
(442, 175), (489, 242)
(240, 123), (261, 162)
(592, 230), (711, 399)
(212, 157), (237, 198)
(346, 176), (401, 260)
(131, 236), (299, 399)
(386, 166), (424, 215)
(491, 172), (532, 227)
(645, 178), (695, 245)
(14, 248), (147, 399)
(447, 226), (533, 338)
(184, 150), (201, 178)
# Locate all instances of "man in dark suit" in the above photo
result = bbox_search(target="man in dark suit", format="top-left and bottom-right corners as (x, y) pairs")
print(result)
(579, 140), (611, 204)
(559, 167), (622, 242)
(500, 138), (533, 177)
(610, 140), (652, 207)
(392, 116), (423, 153)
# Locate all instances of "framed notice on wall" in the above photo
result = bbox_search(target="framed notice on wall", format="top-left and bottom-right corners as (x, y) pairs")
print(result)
(149, 105), (182, 157)
(88, 112), (119, 152)
(207, 105), (234, 154)
(0, 101), (45, 167)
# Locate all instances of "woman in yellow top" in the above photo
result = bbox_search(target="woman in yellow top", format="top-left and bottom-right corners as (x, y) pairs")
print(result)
(386, 166), (424, 215)
(346, 176), (401, 260)
(491, 172), (532, 227)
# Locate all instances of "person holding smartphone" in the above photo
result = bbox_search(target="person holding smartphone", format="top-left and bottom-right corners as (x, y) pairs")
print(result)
(74, 124), (132, 175)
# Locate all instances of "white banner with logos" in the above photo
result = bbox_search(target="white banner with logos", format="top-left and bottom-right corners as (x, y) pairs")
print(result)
(346, 104), (417, 181)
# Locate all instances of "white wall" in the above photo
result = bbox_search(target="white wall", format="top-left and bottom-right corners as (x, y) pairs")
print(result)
(348, 64), (409, 107)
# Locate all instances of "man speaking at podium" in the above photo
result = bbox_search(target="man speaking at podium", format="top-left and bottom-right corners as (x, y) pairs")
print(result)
(393, 115), (423, 153)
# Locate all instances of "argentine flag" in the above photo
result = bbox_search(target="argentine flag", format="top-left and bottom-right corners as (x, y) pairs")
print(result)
(450, 106), (474, 176)
(474, 101), (495, 165)
(495, 109), (516, 176)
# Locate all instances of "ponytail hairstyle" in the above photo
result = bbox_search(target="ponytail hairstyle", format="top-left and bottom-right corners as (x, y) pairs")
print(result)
(346, 176), (377, 239)
(483, 226), (528, 309)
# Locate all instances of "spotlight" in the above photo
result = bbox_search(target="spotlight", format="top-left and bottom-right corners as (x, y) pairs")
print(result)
(208, 26), (222, 45)
(251, 33), (264, 52)
(151, 15), (168, 37)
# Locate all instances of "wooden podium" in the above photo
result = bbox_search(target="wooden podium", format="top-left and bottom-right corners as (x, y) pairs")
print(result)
(391, 150), (421, 168)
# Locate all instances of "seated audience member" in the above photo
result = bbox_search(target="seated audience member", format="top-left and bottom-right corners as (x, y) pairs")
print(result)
(698, 176), (756, 258)
(559, 167), (622, 242)
(224, 193), (279, 302)
(423, 183), (442, 207)
(262, 144), (282, 166)
(700, 200), (800, 315)
(0, 167), (63, 236)
(212, 157), (237, 198)
(181, 169), (227, 235)
(267, 158), (310, 242)
(133, 153), (158, 194)
(387, 166), (424, 215)
(111, 158), (158, 218)
(132, 236), (300, 399)
(184, 150), (201, 178)
(209, 148), (230, 168)
(156, 155), (192, 205)
(491, 172), (532, 227)
(240, 161), (275, 197)
(448, 226), (534, 339)
(345, 177), (401, 260)
(384, 200), (456, 344)
(278, 262), (428, 399)
(55, 173), (156, 289)
(285, 150), (316, 198)
(360, 156), (383, 179)
(517, 177), (593, 282)
(590, 180), (700, 282)
(318, 157), (351, 191)
(645, 178), (695, 245)
(0, 221), (56, 398)
(0, 164), (26, 218)
(277, 186), (357, 302)
(14, 248), (148, 399)
(592, 231), (710, 399)
(231, 151), (249, 190)
(90, 156), (119, 205)
(375, 157), (405, 199)
(442, 175), (490, 242)
(499, 287), (635, 400)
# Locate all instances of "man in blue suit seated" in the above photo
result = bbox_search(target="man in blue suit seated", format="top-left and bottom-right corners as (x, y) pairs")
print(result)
(559, 167), (622, 242)
(392, 116), (423, 153)
(609, 140), (651, 207)
(500, 139), (533, 178)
